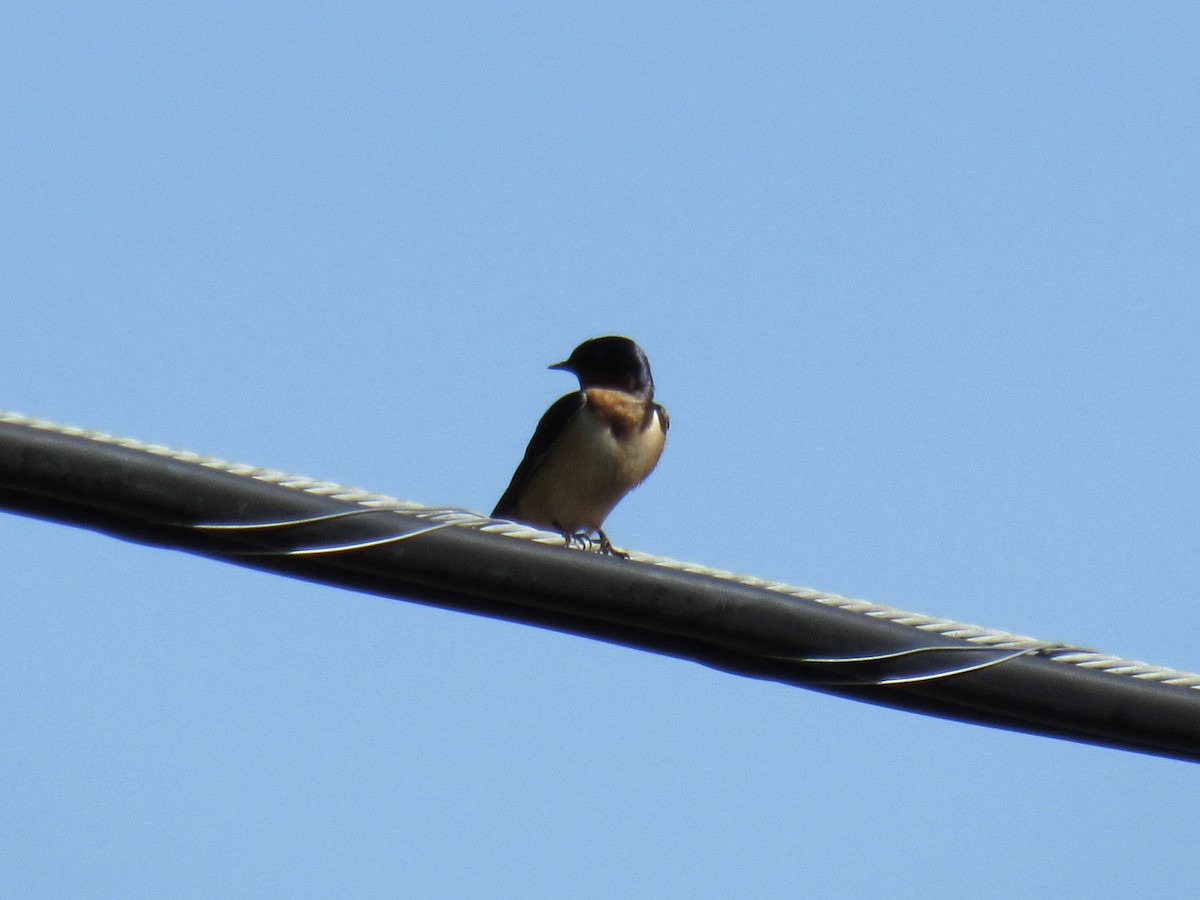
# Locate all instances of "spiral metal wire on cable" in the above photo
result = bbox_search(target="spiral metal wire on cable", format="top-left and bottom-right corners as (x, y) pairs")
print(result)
(2, 409), (1198, 762)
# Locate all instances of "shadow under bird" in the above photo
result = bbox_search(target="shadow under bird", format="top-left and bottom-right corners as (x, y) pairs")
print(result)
(492, 335), (669, 555)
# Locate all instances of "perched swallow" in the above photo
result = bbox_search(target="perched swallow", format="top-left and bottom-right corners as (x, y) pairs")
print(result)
(492, 335), (669, 554)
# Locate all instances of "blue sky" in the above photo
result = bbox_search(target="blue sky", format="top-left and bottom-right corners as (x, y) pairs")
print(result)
(3, 3), (1198, 897)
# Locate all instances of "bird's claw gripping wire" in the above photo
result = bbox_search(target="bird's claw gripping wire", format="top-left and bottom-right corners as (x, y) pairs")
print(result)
(556, 524), (629, 558)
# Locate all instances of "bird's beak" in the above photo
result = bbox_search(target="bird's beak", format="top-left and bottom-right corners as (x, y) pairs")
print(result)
(548, 359), (572, 372)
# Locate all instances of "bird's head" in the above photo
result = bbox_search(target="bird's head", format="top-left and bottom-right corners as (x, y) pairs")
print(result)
(549, 335), (655, 397)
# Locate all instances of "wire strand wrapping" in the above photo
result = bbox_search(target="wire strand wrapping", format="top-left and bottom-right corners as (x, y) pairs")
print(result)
(2, 409), (1199, 761)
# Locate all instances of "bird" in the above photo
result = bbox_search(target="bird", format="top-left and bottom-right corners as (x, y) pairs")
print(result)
(492, 335), (669, 555)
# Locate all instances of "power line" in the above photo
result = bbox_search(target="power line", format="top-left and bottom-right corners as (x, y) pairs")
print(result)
(2, 409), (1198, 762)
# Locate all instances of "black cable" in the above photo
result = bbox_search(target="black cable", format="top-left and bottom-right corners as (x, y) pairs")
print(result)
(2, 415), (1198, 763)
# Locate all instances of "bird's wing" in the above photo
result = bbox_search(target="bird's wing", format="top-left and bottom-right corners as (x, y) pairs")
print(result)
(492, 391), (587, 519)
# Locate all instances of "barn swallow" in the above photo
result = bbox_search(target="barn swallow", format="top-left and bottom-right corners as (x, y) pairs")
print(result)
(492, 336), (669, 555)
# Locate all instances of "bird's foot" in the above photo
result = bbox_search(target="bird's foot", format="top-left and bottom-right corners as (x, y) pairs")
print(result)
(555, 525), (628, 558)
(595, 529), (629, 559)
(561, 529), (592, 550)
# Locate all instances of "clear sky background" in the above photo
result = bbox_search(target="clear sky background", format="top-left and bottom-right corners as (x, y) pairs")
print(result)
(3, 3), (1198, 897)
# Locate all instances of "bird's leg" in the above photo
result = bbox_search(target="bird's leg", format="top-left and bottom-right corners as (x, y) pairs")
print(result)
(595, 529), (629, 559)
(552, 521), (628, 558)
(555, 521), (592, 550)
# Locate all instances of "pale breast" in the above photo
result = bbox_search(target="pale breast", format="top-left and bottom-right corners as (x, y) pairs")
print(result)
(513, 391), (667, 533)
